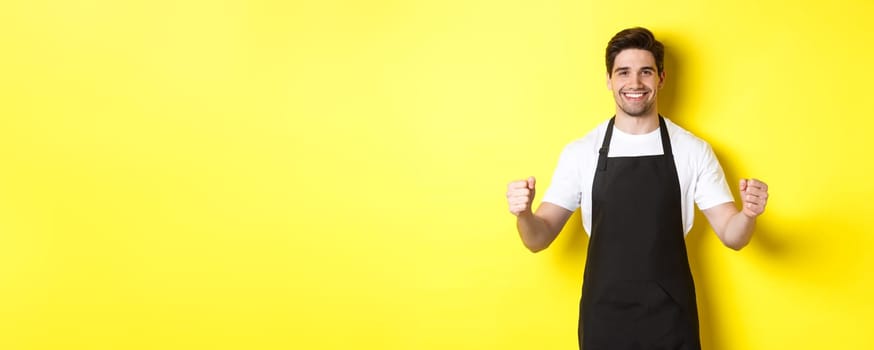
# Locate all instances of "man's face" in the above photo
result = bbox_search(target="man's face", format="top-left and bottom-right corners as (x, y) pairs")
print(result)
(607, 49), (665, 117)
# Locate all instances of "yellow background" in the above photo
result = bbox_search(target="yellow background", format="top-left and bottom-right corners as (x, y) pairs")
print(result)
(1, 0), (872, 349)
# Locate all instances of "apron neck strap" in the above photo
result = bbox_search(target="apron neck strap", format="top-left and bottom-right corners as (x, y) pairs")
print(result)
(597, 115), (673, 171)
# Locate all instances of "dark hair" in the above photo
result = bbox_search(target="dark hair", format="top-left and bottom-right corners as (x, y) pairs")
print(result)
(605, 27), (664, 76)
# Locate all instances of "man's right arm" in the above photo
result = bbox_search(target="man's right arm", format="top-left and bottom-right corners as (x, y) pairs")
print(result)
(507, 177), (574, 253)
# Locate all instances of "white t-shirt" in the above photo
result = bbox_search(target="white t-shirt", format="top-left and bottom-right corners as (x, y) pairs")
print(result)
(542, 117), (734, 236)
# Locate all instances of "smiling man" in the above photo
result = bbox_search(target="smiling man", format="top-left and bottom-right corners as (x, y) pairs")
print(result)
(505, 27), (770, 349)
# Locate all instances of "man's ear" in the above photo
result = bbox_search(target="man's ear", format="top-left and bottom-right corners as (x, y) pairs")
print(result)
(606, 72), (611, 90)
(658, 70), (666, 89)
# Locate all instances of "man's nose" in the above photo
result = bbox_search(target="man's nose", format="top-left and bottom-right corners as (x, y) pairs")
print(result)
(630, 74), (643, 87)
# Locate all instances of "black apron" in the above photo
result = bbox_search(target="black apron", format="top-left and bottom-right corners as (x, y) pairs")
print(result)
(578, 116), (701, 349)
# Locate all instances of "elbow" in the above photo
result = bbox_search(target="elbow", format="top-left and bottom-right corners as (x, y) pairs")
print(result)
(722, 237), (750, 251)
(524, 241), (549, 253)
(519, 226), (557, 253)
(522, 235), (553, 253)
(715, 227), (752, 251)
(724, 242), (744, 251)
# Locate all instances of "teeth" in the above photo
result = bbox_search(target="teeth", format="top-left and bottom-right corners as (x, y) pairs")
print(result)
(624, 93), (644, 98)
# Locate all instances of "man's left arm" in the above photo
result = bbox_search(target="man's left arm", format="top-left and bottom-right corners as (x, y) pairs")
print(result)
(702, 179), (769, 250)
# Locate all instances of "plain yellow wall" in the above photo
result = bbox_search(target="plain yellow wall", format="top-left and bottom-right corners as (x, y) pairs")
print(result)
(2, 0), (873, 349)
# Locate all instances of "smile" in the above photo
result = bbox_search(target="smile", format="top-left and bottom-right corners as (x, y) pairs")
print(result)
(621, 91), (648, 100)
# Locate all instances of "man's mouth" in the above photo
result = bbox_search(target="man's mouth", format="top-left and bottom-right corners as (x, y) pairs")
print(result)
(622, 91), (648, 101)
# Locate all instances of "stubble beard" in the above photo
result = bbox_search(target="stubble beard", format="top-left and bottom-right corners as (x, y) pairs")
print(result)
(618, 99), (655, 117)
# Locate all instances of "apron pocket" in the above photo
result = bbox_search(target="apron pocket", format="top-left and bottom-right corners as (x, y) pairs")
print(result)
(587, 280), (647, 348)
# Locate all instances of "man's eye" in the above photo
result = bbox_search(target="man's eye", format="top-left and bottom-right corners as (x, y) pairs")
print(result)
(642, 70), (652, 76)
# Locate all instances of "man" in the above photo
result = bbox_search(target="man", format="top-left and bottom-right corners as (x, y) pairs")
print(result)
(505, 27), (769, 349)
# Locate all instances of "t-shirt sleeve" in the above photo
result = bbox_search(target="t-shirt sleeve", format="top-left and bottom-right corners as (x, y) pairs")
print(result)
(542, 143), (583, 211)
(695, 143), (735, 210)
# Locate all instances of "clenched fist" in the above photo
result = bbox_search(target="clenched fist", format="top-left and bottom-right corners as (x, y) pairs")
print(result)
(739, 178), (768, 217)
(507, 176), (536, 216)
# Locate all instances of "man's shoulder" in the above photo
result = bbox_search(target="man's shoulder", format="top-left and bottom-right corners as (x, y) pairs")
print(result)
(665, 118), (712, 153)
(664, 118), (722, 172)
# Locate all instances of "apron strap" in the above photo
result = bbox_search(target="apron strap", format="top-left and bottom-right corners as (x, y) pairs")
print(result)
(657, 115), (674, 158)
(597, 117), (615, 171)
(597, 115), (673, 172)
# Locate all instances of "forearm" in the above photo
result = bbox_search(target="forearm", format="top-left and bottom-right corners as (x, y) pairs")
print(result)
(516, 211), (558, 253)
(719, 212), (756, 250)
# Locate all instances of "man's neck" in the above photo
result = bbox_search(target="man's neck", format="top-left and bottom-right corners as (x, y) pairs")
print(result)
(614, 112), (660, 135)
